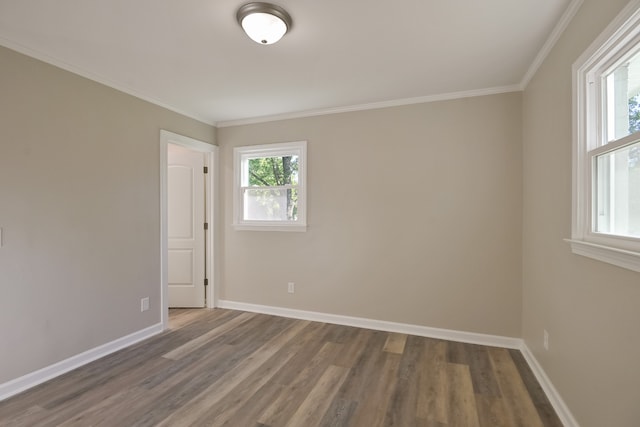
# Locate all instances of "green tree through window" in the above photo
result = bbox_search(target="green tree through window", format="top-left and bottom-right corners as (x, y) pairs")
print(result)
(248, 156), (299, 220)
(629, 94), (640, 168)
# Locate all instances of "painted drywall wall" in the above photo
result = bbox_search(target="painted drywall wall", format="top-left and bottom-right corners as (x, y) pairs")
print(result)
(522, 0), (640, 426)
(218, 93), (523, 337)
(0, 46), (215, 383)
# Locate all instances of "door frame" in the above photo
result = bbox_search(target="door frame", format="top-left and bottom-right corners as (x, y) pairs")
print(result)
(160, 130), (218, 330)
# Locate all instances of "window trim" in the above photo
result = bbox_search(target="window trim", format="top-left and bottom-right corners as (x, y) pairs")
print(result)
(232, 140), (307, 232)
(568, 0), (640, 272)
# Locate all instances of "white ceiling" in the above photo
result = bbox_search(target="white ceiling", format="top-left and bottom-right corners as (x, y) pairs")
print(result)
(0, 0), (573, 126)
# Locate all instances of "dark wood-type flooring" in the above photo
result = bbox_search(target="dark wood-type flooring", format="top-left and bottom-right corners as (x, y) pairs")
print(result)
(0, 309), (562, 426)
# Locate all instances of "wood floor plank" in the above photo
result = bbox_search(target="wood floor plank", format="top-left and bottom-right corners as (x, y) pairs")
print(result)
(489, 347), (545, 427)
(142, 340), (238, 391)
(168, 308), (207, 329)
(57, 343), (237, 426)
(333, 328), (373, 368)
(324, 323), (360, 344)
(103, 322), (277, 426)
(7, 323), (223, 416)
(154, 319), (311, 427)
(0, 309), (563, 427)
(284, 364), (350, 427)
(1, 404), (48, 427)
(416, 340), (449, 424)
(180, 320), (317, 427)
(447, 362), (481, 427)
(196, 350), (296, 426)
(345, 351), (399, 427)
(36, 317), (231, 412)
(384, 335), (423, 426)
(12, 356), (174, 427)
(508, 349), (564, 427)
(468, 344), (502, 397)
(507, 349), (548, 404)
(414, 419), (447, 427)
(162, 311), (256, 360)
(258, 341), (342, 426)
(332, 330), (388, 401)
(447, 341), (471, 365)
(271, 322), (334, 386)
(215, 314), (289, 346)
(318, 398), (359, 427)
(219, 383), (287, 427)
(57, 387), (144, 427)
(383, 332), (408, 354)
(110, 346), (241, 426)
(329, 330), (391, 426)
(534, 403), (565, 427)
(475, 394), (512, 427)
(218, 322), (331, 427)
(3, 343), (154, 415)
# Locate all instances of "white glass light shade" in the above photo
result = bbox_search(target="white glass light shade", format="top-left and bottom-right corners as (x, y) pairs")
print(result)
(237, 3), (292, 45)
(241, 12), (287, 44)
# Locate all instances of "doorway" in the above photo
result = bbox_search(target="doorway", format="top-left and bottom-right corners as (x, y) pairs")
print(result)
(160, 130), (217, 330)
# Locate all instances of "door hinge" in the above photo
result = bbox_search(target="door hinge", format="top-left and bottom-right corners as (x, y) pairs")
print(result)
(203, 166), (208, 174)
(204, 222), (209, 230)
(204, 278), (209, 287)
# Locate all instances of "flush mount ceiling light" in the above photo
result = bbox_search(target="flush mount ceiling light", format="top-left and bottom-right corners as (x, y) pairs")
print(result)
(236, 2), (292, 45)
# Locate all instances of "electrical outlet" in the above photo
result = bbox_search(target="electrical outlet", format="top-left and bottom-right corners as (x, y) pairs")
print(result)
(288, 282), (295, 294)
(141, 297), (149, 312)
(543, 329), (549, 350)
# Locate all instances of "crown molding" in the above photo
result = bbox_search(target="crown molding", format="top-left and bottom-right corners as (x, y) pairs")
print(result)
(520, 0), (584, 89)
(215, 85), (522, 127)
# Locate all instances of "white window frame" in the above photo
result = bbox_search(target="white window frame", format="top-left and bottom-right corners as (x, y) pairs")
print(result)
(233, 140), (307, 232)
(567, 0), (640, 272)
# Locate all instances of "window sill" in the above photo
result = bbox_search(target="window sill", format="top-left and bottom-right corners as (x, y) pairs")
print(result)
(233, 223), (307, 232)
(564, 238), (640, 273)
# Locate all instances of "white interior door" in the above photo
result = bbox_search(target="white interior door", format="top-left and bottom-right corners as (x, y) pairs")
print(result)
(168, 144), (205, 307)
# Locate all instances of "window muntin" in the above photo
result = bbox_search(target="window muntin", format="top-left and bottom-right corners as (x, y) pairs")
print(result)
(233, 141), (307, 231)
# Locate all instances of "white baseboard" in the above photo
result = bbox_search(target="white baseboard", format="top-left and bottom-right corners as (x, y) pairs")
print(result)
(0, 322), (163, 402)
(217, 300), (522, 349)
(520, 343), (580, 427)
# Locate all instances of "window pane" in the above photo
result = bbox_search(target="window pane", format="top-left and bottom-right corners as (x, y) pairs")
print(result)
(247, 155), (299, 187)
(243, 188), (298, 221)
(605, 51), (640, 142)
(595, 140), (640, 237)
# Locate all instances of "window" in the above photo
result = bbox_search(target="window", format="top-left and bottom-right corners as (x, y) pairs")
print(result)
(569, 2), (640, 272)
(233, 141), (307, 231)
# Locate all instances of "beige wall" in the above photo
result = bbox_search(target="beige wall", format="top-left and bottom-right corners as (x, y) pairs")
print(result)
(522, 0), (640, 426)
(218, 93), (523, 337)
(0, 46), (215, 383)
